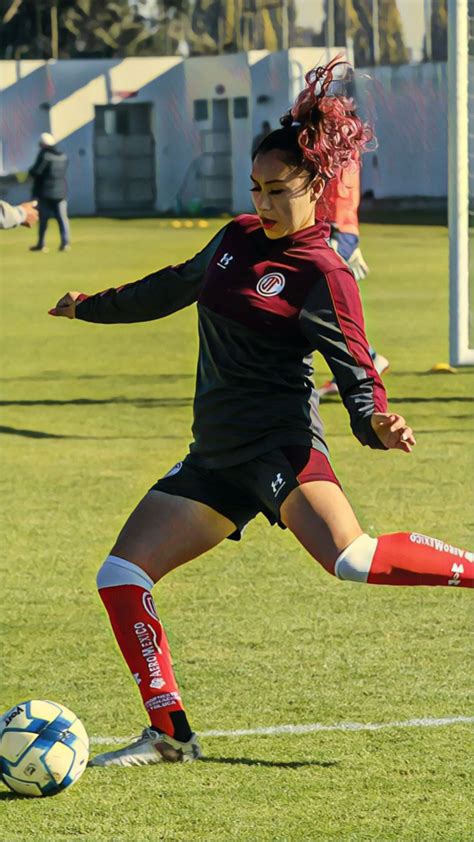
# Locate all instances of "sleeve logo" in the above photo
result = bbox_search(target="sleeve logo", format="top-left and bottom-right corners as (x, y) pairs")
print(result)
(256, 272), (286, 297)
(217, 252), (234, 269)
(164, 461), (183, 477)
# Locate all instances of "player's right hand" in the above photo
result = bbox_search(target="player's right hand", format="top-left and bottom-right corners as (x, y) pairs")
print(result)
(371, 412), (416, 453)
(20, 201), (38, 228)
(48, 291), (82, 319)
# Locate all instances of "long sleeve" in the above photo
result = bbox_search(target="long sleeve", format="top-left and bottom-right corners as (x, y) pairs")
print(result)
(0, 200), (26, 229)
(299, 267), (388, 449)
(75, 225), (228, 324)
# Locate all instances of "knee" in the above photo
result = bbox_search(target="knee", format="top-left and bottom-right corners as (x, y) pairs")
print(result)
(334, 534), (377, 583)
(96, 555), (155, 591)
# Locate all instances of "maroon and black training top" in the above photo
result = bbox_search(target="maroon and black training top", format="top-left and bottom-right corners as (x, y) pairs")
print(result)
(75, 214), (388, 468)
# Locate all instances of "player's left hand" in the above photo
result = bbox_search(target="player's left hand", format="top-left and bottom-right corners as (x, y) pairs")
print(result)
(348, 247), (369, 281)
(329, 232), (369, 281)
(371, 412), (416, 452)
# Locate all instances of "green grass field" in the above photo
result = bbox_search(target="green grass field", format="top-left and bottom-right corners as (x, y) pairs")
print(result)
(0, 218), (473, 841)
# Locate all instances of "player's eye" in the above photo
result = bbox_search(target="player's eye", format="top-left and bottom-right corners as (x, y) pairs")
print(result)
(249, 187), (284, 194)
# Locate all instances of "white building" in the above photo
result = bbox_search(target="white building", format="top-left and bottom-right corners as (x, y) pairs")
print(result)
(0, 50), (448, 215)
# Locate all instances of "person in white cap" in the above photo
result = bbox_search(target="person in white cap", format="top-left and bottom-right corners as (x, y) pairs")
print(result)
(28, 132), (70, 252)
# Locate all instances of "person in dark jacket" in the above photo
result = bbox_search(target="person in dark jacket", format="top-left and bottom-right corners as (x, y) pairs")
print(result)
(29, 133), (70, 252)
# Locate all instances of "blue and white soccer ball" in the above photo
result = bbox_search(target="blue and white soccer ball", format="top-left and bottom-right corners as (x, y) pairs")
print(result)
(0, 700), (89, 797)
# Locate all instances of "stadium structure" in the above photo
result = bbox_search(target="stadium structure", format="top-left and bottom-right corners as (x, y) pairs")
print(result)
(0, 48), (449, 216)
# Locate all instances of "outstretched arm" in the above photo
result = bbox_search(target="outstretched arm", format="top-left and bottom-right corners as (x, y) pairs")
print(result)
(49, 225), (228, 324)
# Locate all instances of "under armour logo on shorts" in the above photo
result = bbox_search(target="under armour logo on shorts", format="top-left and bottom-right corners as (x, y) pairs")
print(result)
(271, 472), (286, 496)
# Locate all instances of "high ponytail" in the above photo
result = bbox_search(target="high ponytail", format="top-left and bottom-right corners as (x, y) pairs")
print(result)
(253, 55), (373, 183)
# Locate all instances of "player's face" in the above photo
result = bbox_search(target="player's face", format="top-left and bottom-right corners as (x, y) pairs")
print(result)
(250, 150), (323, 239)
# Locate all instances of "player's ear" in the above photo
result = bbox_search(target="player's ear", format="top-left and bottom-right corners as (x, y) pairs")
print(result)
(310, 176), (325, 203)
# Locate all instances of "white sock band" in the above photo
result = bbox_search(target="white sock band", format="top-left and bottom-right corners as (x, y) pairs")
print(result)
(96, 555), (154, 591)
(334, 534), (378, 583)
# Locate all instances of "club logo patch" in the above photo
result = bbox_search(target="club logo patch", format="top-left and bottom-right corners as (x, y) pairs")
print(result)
(256, 272), (286, 297)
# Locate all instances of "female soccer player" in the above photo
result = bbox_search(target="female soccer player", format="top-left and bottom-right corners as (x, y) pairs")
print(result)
(50, 58), (472, 767)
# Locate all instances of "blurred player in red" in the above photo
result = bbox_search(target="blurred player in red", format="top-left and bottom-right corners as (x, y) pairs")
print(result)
(48, 57), (472, 769)
(317, 162), (389, 397)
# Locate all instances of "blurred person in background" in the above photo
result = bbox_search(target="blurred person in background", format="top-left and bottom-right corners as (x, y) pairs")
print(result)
(29, 133), (70, 253)
(0, 199), (38, 229)
(317, 163), (389, 397)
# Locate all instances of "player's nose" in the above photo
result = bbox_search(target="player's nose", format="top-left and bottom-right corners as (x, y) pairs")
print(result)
(256, 193), (272, 212)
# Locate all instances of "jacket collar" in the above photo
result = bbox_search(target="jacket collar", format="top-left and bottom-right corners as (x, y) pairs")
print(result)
(287, 220), (331, 244)
(264, 220), (331, 250)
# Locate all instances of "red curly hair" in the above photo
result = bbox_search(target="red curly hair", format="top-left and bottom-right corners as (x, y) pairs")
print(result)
(253, 55), (373, 184)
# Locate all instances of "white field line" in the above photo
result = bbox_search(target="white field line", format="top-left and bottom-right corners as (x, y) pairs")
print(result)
(90, 715), (474, 745)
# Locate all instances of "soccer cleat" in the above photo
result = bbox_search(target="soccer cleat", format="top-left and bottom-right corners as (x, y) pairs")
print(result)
(317, 379), (339, 398)
(372, 353), (390, 376)
(89, 727), (202, 767)
(59, 244), (71, 252)
(29, 245), (49, 253)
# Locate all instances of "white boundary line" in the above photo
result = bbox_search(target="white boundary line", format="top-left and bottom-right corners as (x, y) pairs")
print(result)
(90, 715), (473, 745)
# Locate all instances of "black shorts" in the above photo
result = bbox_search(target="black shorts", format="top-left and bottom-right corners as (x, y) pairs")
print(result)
(151, 446), (341, 541)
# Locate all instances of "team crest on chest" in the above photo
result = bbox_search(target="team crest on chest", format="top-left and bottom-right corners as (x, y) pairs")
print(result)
(256, 272), (286, 297)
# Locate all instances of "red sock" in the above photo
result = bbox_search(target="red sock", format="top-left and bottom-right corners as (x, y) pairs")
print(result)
(369, 532), (473, 587)
(98, 580), (192, 740)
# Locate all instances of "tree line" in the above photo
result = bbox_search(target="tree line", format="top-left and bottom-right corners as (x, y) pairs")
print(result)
(0, 0), (447, 64)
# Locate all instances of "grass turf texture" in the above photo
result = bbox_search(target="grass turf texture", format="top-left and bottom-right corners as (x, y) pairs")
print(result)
(0, 218), (473, 841)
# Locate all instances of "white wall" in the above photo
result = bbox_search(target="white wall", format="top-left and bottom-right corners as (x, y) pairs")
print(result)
(0, 57), (184, 214)
(356, 62), (448, 198)
(0, 62), (52, 181)
(0, 55), (450, 213)
(48, 57), (183, 214)
(249, 50), (290, 142)
(183, 53), (252, 214)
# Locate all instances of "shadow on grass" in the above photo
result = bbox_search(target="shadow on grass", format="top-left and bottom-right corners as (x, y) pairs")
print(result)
(0, 756), (338, 799)
(1, 395), (473, 410)
(0, 425), (181, 440)
(0, 397), (193, 408)
(389, 396), (474, 404)
(388, 369), (474, 376)
(0, 373), (194, 383)
(321, 396), (474, 405)
(201, 756), (338, 769)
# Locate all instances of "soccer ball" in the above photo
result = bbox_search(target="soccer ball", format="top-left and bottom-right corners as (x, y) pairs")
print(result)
(0, 700), (89, 797)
